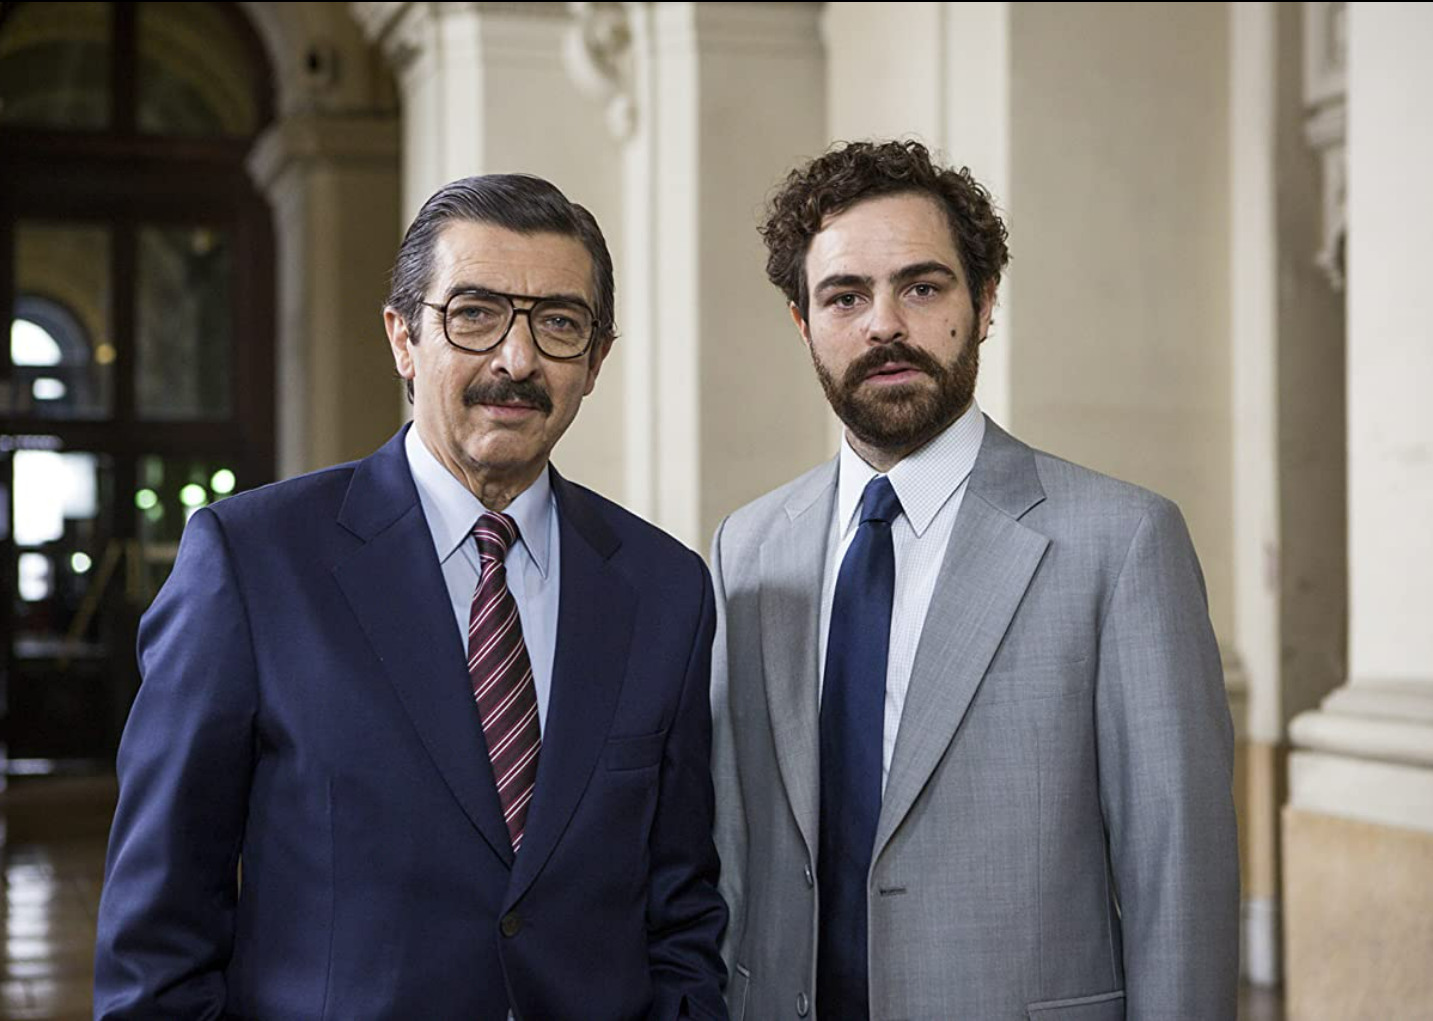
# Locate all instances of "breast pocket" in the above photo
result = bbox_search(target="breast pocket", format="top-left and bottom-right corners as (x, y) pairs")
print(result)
(603, 729), (667, 771)
(977, 655), (1091, 706)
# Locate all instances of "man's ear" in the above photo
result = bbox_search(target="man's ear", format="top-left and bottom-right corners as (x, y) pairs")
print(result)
(977, 281), (999, 342)
(789, 301), (813, 348)
(582, 335), (614, 397)
(385, 307), (416, 382)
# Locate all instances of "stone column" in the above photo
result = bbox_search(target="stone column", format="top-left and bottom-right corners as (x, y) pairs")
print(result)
(1221, 0), (1351, 985)
(247, 113), (401, 478)
(616, 2), (831, 547)
(1228, 1), (1284, 982)
(1284, 4), (1433, 1017)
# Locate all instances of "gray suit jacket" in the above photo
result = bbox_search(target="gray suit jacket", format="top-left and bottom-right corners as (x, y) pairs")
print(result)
(710, 418), (1238, 1021)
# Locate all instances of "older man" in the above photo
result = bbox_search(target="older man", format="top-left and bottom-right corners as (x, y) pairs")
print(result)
(95, 174), (727, 1020)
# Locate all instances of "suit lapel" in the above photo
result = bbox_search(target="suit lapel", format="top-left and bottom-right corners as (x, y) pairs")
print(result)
(506, 470), (634, 906)
(758, 461), (837, 860)
(332, 427), (515, 867)
(872, 420), (1051, 863)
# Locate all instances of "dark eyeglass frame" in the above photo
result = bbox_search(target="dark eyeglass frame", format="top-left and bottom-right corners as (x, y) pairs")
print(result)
(420, 289), (601, 361)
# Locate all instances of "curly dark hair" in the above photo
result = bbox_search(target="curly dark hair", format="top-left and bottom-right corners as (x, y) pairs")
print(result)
(760, 139), (1010, 320)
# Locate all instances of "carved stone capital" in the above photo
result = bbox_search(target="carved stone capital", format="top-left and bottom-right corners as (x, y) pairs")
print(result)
(350, 1), (429, 80)
(563, 2), (636, 141)
(355, 2), (575, 89)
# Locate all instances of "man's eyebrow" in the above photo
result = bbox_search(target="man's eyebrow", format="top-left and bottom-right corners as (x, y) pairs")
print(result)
(812, 273), (875, 297)
(812, 262), (958, 299)
(442, 282), (495, 302)
(890, 261), (958, 286)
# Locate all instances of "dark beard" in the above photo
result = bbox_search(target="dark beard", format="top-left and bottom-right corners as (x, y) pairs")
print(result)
(462, 376), (554, 414)
(812, 337), (979, 453)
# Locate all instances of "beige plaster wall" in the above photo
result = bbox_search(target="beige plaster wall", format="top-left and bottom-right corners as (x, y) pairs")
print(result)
(1283, 808), (1433, 1020)
(1008, 1), (1234, 643)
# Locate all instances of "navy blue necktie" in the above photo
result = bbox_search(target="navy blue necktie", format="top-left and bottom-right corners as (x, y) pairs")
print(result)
(818, 475), (901, 1021)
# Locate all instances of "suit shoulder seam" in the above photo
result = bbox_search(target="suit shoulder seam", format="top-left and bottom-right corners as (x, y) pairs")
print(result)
(1095, 506), (1153, 644)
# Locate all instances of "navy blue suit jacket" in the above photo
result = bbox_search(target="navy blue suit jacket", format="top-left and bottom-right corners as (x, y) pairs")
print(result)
(94, 428), (728, 1020)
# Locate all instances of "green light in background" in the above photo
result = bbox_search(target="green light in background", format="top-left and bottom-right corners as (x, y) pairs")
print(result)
(71, 552), (93, 574)
(179, 484), (208, 508)
(210, 469), (236, 495)
(135, 489), (159, 511)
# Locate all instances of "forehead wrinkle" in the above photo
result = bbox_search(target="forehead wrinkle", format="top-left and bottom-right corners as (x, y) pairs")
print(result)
(806, 192), (964, 279)
(432, 225), (595, 304)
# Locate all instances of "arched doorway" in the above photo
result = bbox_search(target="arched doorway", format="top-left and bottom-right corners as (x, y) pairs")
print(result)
(0, 1), (276, 776)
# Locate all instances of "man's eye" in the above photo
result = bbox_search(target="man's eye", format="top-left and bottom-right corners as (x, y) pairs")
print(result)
(909, 283), (940, 298)
(832, 293), (862, 309)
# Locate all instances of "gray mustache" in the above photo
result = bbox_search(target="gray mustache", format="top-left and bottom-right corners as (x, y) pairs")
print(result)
(462, 379), (554, 414)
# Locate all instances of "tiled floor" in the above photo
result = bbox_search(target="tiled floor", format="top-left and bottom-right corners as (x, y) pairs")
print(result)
(2, 775), (115, 1021)
(3, 775), (1285, 1021)
(2, 837), (105, 1021)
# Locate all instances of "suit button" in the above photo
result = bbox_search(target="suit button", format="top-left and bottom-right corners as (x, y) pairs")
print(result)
(803, 863), (814, 888)
(500, 912), (522, 937)
(796, 991), (810, 1017)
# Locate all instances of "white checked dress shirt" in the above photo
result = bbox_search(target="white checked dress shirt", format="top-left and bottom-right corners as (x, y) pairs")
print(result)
(817, 401), (986, 791)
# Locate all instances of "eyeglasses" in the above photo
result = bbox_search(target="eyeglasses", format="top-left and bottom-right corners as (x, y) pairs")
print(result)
(422, 289), (600, 361)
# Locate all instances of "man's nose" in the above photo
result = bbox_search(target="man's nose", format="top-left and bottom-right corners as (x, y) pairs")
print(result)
(865, 292), (908, 344)
(489, 310), (542, 378)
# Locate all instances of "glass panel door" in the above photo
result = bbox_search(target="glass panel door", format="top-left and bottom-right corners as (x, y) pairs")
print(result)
(0, 2), (275, 784)
(5, 222), (114, 421)
(4, 443), (120, 770)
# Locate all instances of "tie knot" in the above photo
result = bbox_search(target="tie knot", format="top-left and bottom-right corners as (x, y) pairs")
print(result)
(860, 475), (902, 526)
(472, 512), (520, 561)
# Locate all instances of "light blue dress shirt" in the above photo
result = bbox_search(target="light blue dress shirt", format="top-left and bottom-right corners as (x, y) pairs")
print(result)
(405, 425), (560, 732)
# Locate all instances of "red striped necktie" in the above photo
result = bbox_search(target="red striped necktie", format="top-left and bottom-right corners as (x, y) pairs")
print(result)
(468, 511), (541, 852)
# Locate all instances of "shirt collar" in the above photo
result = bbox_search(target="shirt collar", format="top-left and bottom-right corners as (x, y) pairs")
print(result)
(836, 399), (986, 539)
(404, 424), (554, 577)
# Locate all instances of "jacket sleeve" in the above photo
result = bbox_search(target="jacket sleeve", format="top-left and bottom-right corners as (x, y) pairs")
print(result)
(1094, 497), (1240, 1020)
(93, 507), (257, 1020)
(646, 549), (730, 1021)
